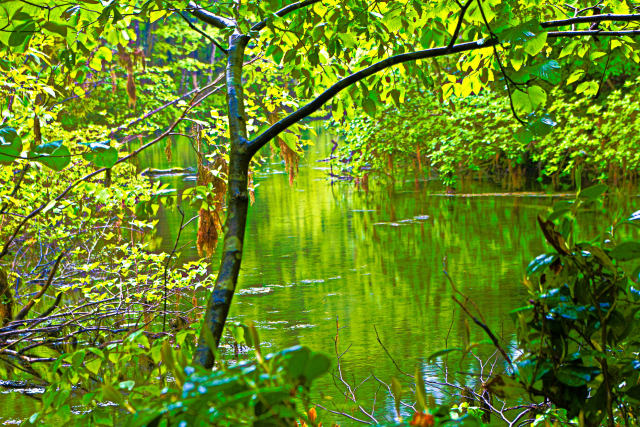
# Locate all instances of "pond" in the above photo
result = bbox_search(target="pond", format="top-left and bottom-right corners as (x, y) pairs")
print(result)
(1, 129), (634, 425)
(142, 130), (600, 424)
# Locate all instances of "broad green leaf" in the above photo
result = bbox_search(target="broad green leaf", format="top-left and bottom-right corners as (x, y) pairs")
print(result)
(512, 90), (532, 114)
(556, 365), (597, 387)
(0, 127), (22, 164)
(42, 21), (68, 37)
(280, 132), (298, 153)
(567, 69), (585, 85)
(527, 253), (556, 275)
(528, 114), (556, 137)
(610, 242), (640, 262)
(531, 60), (561, 85)
(524, 32), (547, 56)
(362, 97), (377, 117)
(495, 19), (541, 45)
(85, 358), (102, 375)
(29, 140), (71, 171)
(9, 20), (35, 47)
(527, 86), (546, 110)
(578, 183), (607, 201)
(82, 141), (118, 168)
(303, 352), (331, 382)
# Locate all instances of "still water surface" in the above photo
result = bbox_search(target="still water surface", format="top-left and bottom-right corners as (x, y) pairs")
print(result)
(2, 131), (633, 424)
(144, 132), (576, 423)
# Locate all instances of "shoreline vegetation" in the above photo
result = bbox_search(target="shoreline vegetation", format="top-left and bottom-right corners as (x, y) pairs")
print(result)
(3, 0), (640, 424)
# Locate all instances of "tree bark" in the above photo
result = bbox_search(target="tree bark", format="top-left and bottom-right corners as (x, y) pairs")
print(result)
(194, 33), (251, 369)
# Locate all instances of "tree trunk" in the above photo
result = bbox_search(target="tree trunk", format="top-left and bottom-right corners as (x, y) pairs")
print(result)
(208, 44), (216, 84)
(194, 33), (251, 369)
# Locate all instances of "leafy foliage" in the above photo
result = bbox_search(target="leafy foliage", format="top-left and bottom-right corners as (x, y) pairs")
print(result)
(486, 186), (640, 425)
(333, 77), (640, 191)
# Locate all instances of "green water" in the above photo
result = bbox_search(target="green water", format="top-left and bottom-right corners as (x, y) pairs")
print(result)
(2, 131), (635, 424)
(139, 132), (574, 423)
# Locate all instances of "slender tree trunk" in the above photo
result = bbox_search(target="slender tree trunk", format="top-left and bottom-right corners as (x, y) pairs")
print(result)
(208, 44), (216, 84)
(194, 33), (251, 369)
(145, 22), (155, 60)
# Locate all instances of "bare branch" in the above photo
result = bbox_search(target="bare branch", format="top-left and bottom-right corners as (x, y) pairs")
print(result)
(541, 13), (640, 28)
(178, 12), (228, 54)
(15, 253), (64, 321)
(547, 29), (640, 37)
(447, 0), (474, 50)
(187, 1), (235, 29)
(251, 0), (322, 32)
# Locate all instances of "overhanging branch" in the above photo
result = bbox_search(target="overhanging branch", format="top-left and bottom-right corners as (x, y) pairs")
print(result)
(547, 29), (640, 37)
(246, 38), (499, 156)
(541, 13), (640, 28)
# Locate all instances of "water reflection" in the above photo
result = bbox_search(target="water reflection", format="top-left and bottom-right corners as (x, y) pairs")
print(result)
(2, 130), (637, 424)
(139, 132), (640, 423)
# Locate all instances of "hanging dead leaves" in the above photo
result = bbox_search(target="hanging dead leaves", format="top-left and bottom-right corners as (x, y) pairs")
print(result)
(194, 124), (227, 257)
(268, 112), (299, 186)
(116, 46), (146, 109)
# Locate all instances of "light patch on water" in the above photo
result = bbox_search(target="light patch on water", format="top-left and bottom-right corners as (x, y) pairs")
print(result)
(299, 279), (325, 284)
(237, 287), (273, 296)
(288, 323), (315, 329)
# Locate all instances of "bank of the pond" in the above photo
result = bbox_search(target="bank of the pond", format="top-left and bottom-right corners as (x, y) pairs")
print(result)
(333, 80), (640, 193)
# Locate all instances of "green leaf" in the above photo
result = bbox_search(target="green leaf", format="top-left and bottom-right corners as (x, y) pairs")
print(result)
(626, 385), (640, 401)
(495, 19), (541, 45)
(578, 183), (607, 201)
(527, 85), (547, 110)
(610, 242), (640, 262)
(528, 114), (557, 137)
(567, 69), (585, 85)
(29, 140), (71, 171)
(390, 377), (402, 416)
(414, 367), (428, 412)
(515, 127), (534, 143)
(556, 365), (597, 387)
(532, 60), (561, 85)
(512, 90), (532, 114)
(280, 132), (298, 153)
(527, 253), (556, 275)
(9, 20), (35, 47)
(524, 32), (547, 56)
(42, 22), (68, 37)
(303, 352), (331, 382)
(279, 345), (309, 379)
(0, 127), (22, 164)
(82, 141), (118, 168)
(85, 358), (102, 375)
(362, 98), (377, 117)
